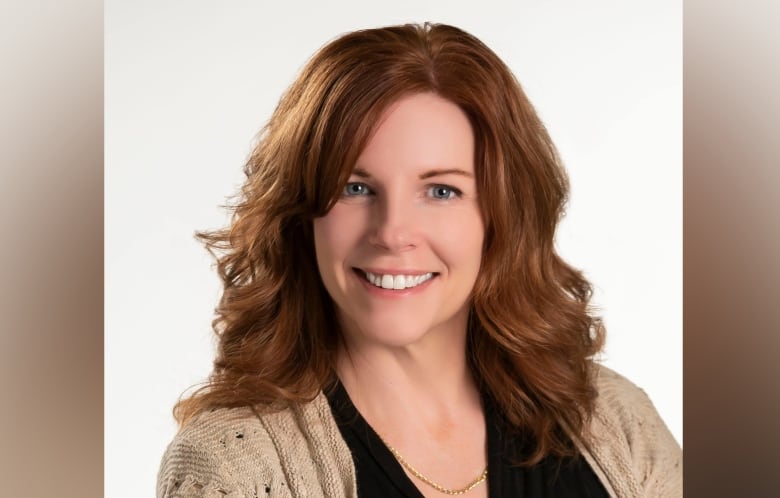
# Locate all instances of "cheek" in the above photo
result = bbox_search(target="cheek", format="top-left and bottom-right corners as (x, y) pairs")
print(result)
(313, 206), (365, 278)
(431, 209), (485, 270)
(313, 217), (342, 304)
(313, 217), (342, 274)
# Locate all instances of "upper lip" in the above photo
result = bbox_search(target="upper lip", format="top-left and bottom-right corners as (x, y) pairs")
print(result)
(355, 267), (437, 276)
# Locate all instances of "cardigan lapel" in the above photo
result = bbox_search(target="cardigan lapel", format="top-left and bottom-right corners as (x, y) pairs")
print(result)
(259, 394), (358, 497)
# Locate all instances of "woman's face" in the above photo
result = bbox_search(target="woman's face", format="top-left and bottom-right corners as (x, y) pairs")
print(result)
(313, 92), (485, 349)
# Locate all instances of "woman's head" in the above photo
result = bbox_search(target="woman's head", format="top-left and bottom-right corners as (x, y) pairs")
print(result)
(178, 22), (603, 465)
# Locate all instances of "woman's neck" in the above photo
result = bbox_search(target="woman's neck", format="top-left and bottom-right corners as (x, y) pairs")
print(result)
(335, 325), (489, 498)
(335, 329), (481, 432)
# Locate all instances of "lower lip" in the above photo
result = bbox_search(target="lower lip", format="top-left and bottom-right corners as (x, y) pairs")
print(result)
(353, 269), (437, 298)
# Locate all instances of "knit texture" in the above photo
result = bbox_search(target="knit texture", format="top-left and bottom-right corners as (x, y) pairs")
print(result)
(157, 365), (681, 497)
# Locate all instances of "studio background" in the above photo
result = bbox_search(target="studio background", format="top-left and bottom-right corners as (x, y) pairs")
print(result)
(106, 2), (681, 496)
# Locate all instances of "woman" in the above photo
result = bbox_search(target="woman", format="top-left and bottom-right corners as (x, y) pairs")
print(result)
(158, 23), (681, 497)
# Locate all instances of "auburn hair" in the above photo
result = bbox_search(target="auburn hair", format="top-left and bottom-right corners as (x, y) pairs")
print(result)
(175, 22), (605, 465)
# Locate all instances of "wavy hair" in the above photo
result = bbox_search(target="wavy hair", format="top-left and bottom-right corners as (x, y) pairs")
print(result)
(175, 22), (605, 465)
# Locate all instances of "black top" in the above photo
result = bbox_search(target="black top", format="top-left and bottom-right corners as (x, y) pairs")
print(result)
(324, 380), (610, 498)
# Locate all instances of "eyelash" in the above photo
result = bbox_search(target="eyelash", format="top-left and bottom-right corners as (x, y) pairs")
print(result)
(341, 182), (463, 200)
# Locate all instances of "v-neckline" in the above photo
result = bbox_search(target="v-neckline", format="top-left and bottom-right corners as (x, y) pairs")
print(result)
(325, 379), (504, 498)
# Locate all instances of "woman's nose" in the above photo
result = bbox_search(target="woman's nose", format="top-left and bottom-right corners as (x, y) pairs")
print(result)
(367, 196), (420, 252)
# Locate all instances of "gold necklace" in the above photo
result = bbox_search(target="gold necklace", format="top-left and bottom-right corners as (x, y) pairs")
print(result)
(378, 434), (488, 495)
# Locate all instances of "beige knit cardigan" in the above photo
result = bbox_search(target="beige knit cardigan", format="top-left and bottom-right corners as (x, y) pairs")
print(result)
(157, 366), (682, 497)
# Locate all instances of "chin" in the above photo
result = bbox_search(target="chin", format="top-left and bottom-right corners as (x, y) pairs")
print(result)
(336, 299), (472, 348)
(347, 317), (433, 349)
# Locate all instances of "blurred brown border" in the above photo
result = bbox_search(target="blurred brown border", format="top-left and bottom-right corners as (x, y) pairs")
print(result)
(684, 0), (780, 496)
(0, 0), (103, 496)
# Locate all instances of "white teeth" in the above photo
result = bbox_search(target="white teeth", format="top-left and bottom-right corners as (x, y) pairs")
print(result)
(363, 271), (434, 290)
(381, 274), (394, 289)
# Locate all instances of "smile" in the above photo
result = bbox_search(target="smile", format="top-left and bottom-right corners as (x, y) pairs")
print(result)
(360, 270), (436, 290)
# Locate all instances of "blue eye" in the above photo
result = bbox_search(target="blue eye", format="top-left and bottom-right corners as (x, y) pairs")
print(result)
(428, 185), (461, 200)
(343, 182), (371, 196)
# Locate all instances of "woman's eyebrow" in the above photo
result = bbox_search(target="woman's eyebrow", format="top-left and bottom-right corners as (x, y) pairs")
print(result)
(418, 168), (473, 180)
(351, 167), (371, 178)
(350, 167), (473, 179)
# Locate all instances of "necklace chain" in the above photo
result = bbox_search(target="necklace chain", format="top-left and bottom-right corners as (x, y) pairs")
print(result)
(377, 435), (488, 495)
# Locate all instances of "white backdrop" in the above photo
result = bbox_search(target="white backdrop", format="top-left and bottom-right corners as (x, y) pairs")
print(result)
(106, 1), (681, 496)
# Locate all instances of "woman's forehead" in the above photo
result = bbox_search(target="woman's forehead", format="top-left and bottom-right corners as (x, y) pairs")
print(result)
(351, 93), (475, 178)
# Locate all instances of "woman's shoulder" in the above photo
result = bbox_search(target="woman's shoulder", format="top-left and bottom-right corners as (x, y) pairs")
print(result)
(157, 406), (285, 498)
(172, 406), (268, 445)
(592, 363), (659, 415)
(157, 396), (357, 498)
(583, 363), (682, 498)
(590, 364), (679, 445)
(174, 405), (264, 439)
